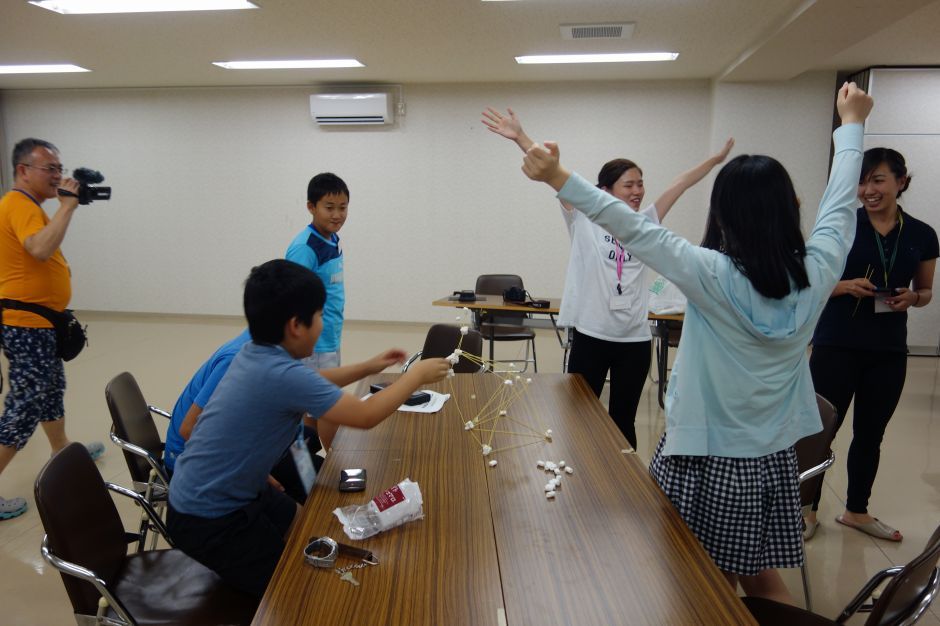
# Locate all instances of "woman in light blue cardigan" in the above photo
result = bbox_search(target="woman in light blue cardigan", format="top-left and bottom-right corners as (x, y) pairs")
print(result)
(518, 83), (873, 603)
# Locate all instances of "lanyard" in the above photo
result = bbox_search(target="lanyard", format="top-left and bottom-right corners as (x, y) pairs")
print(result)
(615, 240), (625, 295)
(872, 211), (904, 287)
(12, 188), (43, 208)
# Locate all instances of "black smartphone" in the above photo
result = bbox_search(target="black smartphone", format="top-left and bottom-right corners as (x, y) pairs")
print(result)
(369, 382), (431, 406)
(872, 287), (901, 296)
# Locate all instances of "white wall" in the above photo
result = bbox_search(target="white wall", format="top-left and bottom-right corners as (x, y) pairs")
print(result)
(0, 73), (838, 323)
(865, 68), (940, 353)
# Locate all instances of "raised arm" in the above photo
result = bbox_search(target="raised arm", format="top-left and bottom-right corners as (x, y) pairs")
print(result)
(805, 83), (873, 287)
(482, 107), (535, 153)
(23, 178), (80, 261)
(653, 138), (734, 221)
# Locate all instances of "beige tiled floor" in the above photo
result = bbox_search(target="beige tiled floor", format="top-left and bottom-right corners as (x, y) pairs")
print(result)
(1, 313), (937, 624)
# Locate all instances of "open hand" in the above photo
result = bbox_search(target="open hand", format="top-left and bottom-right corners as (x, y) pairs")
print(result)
(481, 107), (522, 140)
(714, 137), (735, 163)
(370, 348), (408, 373)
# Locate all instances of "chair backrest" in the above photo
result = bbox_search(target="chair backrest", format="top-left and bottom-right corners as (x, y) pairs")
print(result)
(475, 274), (527, 324)
(796, 394), (839, 507)
(865, 524), (940, 625)
(106, 371), (164, 484)
(421, 324), (484, 373)
(34, 443), (129, 617)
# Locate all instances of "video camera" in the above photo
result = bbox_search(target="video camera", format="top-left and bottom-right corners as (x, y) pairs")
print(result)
(58, 167), (112, 205)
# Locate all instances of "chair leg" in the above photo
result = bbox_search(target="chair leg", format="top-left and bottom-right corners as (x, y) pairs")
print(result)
(489, 337), (495, 364)
(801, 563), (812, 611)
(531, 337), (538, 373)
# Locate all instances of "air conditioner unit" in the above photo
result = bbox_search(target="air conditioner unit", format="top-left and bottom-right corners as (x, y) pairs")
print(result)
(309, 93), (392, 126)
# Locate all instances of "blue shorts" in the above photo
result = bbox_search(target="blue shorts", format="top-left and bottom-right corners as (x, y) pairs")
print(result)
(0, 326), (65, 450)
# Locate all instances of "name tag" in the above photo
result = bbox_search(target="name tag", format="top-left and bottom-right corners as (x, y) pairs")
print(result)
(610, 294), (632, 311)
(873, 298), (893, 314)
(290, 427), (317, 496)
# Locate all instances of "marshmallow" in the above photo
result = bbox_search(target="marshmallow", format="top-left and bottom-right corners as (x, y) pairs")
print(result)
(454, 349), (463, 356)
(470, 394), (476, 400)
(464, 421), (475, 431)
(526, 378), (532, 383)
(481, 444), (492, 456)
(544, 430), (553, 440)
(460, 326), (469, 336)
(546, 491), (556, 499)
(499, 410), (507, 416)
(565, 466), (574, 474)
(536, 460), (545, 468)
(544, 483), (555, 493)
(447, 369), (455, 378)
(504, 379), (513, 386)
(488, 460), (497, 467)
(558, 461), (566, 469)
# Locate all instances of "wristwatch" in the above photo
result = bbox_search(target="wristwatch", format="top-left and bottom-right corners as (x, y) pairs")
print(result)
(304, 537), (339, 568)
(304, 536), (378, 568)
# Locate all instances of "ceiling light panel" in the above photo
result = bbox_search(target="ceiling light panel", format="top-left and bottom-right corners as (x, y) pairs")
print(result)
(0, 64), (90, 73)
(213, 59), (365, 69)
(28, 0), (258, 14)
(515, 52), (679, 64)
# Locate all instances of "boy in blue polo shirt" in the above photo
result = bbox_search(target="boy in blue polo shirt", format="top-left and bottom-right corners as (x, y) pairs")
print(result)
(167, 260), (448, 598)
(286, 172), (348, 370)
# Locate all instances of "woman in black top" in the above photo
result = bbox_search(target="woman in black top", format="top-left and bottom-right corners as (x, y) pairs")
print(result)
(806, 148), (938, 542)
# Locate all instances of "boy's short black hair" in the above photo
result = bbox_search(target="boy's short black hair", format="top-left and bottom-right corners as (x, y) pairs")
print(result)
(244, 260), (326, 344)
(307, 172), (349, 205)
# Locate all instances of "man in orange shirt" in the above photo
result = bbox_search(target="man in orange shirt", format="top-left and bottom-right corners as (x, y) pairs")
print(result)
(0, 138), (103, 520)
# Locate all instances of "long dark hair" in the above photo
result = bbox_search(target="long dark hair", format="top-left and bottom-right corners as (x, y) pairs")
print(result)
(701, 154), (809, 299)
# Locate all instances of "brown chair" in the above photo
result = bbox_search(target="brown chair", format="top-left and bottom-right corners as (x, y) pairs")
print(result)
(742, 523), (940, 625)
(402, 324), (485, 373)
(794, 394), (840, 610)
(35, 442), (258, 626)
(106, 372), (172, 552)
(474, 274), (537, 372)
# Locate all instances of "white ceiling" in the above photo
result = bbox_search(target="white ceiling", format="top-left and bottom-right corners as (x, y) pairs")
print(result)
(1, 0), (938, 90)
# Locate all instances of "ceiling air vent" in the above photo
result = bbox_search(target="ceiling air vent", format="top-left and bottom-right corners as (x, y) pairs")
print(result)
(560, 22), (635, 40)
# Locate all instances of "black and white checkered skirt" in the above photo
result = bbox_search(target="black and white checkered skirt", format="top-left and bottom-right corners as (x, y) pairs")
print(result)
(648, 434), (804, 576)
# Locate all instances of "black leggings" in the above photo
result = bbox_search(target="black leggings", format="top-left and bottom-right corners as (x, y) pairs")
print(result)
(809, 345), (907, 514)
(566, 329), (651, 450)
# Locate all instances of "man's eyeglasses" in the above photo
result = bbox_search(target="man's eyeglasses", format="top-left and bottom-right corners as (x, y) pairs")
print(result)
(18, 163), (67, 175)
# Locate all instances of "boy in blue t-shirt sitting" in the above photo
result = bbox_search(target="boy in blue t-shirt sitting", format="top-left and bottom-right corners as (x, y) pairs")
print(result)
(285, 172), (349, 370)
(167, 259), (449, 598)
(163, 328), (323, 504)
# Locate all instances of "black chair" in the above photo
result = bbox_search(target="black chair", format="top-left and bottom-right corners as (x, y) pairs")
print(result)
(105, 372), (172, 552)
(402, 323), (485, 373)
(743, 523), (940, 625)
(474, 274), (537, 372)
(35, 443), (257, 626)
(794, 394), (840, 610)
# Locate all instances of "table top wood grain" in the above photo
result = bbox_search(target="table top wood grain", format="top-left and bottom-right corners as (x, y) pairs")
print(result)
(252, 374), (754, 626)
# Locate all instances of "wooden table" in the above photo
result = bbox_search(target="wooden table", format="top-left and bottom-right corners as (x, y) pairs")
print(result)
(253, 374), (755, 626)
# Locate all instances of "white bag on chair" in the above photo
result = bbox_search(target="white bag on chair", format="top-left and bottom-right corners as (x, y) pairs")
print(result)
(648, 275), (687, 315)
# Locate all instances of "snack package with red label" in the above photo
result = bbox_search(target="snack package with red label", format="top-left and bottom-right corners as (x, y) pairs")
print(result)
(333, 478), (424, 540)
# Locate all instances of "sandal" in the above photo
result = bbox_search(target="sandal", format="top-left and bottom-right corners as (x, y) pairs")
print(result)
(85, 441), (105, 461)
(803, 518), (820, 541)
(0, 496), (27, 520)
(835, 515), (903, 542)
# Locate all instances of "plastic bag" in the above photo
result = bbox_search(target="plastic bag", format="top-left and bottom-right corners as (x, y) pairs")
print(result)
(333, 478), (424, 540)
(648, 275), (687, 315)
